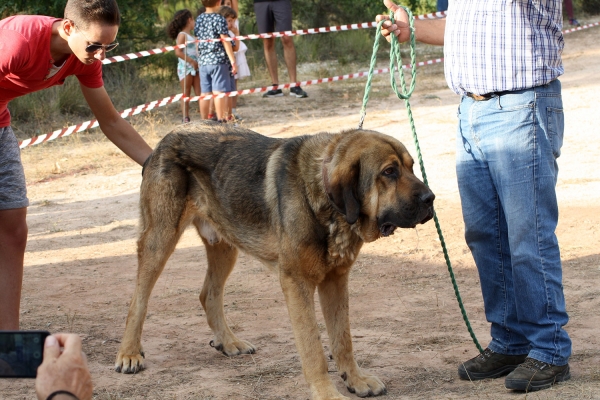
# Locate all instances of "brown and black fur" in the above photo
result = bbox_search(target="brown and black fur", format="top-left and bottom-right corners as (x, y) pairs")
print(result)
(115, 121), (434, 400)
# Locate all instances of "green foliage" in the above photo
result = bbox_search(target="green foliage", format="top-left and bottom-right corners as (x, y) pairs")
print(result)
(1, 0), (166, 51)
(288, 0), (387, 28)
(0, 0), (65, 19)
(576, 0), (600, 15)
(4, 0), (438, 125)
(237, 0), (433, 30)
(394, 0), (437, 16)
(237, 0), (432, 65)
(156, 0), (202, 23)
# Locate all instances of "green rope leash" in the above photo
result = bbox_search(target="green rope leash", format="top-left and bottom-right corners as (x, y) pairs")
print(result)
(359, 7), (483, 354)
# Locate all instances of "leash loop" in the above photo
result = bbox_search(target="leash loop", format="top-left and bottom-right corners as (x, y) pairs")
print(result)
(360, 7), (483, 353)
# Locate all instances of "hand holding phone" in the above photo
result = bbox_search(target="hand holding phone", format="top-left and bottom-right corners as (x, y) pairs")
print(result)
(35, 334), (93, 400)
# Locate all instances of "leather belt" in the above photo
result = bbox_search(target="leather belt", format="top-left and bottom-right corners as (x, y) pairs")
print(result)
(466, 80), (556, 101)
(466, 91), (510, 101)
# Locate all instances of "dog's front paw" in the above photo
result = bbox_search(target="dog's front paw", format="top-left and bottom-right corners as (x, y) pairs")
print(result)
(115, 348), (145, 374)
(210, 338), (256, 356)
(343, 371), (386, 397)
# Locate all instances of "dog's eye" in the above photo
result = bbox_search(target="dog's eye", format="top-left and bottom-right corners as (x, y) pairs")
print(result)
(382, 167), (395, 176)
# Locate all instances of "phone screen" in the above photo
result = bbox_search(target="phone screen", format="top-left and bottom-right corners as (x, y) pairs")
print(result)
(0, 331), (50, 378)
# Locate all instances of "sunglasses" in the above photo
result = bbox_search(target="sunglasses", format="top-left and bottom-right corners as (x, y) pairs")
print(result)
(71, 21), (119, 53)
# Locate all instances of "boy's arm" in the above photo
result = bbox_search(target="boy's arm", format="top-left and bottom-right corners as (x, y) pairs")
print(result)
(221, 34), (237, 75)
(79, 84), (152, 166)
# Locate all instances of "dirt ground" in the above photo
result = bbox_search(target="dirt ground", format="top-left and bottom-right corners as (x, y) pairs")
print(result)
(2, 25), (600, 400)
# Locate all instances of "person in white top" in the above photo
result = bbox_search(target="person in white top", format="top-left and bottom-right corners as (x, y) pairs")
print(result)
(219, 5), (249, 121)
(221, 0), (249, 120)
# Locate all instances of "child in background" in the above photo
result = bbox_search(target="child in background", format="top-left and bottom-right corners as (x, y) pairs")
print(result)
(219, 6), (248, 121)
(167, 9), (200, 123)
(195, 0), (237, 122)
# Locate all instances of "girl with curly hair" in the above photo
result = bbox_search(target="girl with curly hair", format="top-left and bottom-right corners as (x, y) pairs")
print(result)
(167, 9), (201, 123)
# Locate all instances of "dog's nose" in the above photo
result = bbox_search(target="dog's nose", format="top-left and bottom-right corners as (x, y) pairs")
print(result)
(419, 190), (435, 206)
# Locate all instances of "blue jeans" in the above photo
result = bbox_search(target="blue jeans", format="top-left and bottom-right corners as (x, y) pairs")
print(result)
(456, 79), (571, 366)
(437, 0), (448, 12)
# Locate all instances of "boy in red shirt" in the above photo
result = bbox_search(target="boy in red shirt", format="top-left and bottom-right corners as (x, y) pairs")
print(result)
(0, 0), (152, 330)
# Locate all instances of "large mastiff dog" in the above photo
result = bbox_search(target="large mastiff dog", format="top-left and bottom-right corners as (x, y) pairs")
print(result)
(115, 122), (434, 399)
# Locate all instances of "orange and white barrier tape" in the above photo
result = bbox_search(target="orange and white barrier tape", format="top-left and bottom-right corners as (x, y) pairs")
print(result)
(563, 21), (600, 34)
(17, 20), (599, 149)
(102, 11), (448, 65)
(18, 58), (443, 149)
(103, 23), (377, 64)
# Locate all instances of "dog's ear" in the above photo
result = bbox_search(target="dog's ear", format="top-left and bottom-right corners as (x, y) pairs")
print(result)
(323, 161), (361, 224)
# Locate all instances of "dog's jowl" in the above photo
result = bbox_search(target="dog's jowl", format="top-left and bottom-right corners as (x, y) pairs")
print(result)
(115, 121), (434, 399)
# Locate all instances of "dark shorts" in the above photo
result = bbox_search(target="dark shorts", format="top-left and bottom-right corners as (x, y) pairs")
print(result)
(254, 0), (293, 33)
(0, 126), (29, 210)
(200, 64), (233, 93)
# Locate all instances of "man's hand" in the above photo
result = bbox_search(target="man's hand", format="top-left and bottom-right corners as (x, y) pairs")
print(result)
(376, 0), (411, 43)
(36, 334), (93, 400)
(376, 0), (446, 46)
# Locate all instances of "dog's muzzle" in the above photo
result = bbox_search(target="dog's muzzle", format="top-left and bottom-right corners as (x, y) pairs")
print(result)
(377, 189), (435, 236)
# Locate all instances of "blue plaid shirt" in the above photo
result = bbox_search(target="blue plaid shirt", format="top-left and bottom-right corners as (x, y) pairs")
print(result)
(444, 0), (564, 95)
(195, 13), (230, 66)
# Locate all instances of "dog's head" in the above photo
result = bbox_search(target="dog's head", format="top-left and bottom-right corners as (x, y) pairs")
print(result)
(323, 129), (434, 242)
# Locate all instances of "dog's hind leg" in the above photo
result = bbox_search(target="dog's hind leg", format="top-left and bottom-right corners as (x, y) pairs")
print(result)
(194, 219), (256, 356)
(116, 180), (191, 374)
(318, 270), (386, 397)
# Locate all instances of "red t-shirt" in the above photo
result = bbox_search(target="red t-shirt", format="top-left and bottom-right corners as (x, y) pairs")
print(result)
(0, 15), (104, 127)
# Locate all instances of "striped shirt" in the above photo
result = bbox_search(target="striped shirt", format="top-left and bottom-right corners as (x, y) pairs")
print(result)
(444, 0), (564, 96)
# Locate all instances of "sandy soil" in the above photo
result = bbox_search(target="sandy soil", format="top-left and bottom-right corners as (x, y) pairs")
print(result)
(2, 25), (600, 400)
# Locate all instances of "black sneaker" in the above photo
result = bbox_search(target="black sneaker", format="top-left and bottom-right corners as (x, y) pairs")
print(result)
(182, 116), (191, 123)
(289, 86), (308, 98)
(505, 357), (570, 392)
(458, 348), (528, 381)
(263, 88), (283, 98)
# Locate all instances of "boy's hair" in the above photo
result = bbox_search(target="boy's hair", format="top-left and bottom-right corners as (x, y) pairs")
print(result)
(218, 6), (237, 20)
(201, 0), (221, 8)
(167, 9), (192, 40)
(64, 0), (121, 29)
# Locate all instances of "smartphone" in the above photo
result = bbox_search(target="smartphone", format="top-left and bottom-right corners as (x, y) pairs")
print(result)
(0, 330), (50, 378)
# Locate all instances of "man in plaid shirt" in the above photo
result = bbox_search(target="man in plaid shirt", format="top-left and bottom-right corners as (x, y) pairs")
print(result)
(378, 0), (571, 392)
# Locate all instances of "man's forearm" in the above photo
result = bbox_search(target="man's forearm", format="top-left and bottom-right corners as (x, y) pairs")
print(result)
(414, 18), (445, 46)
